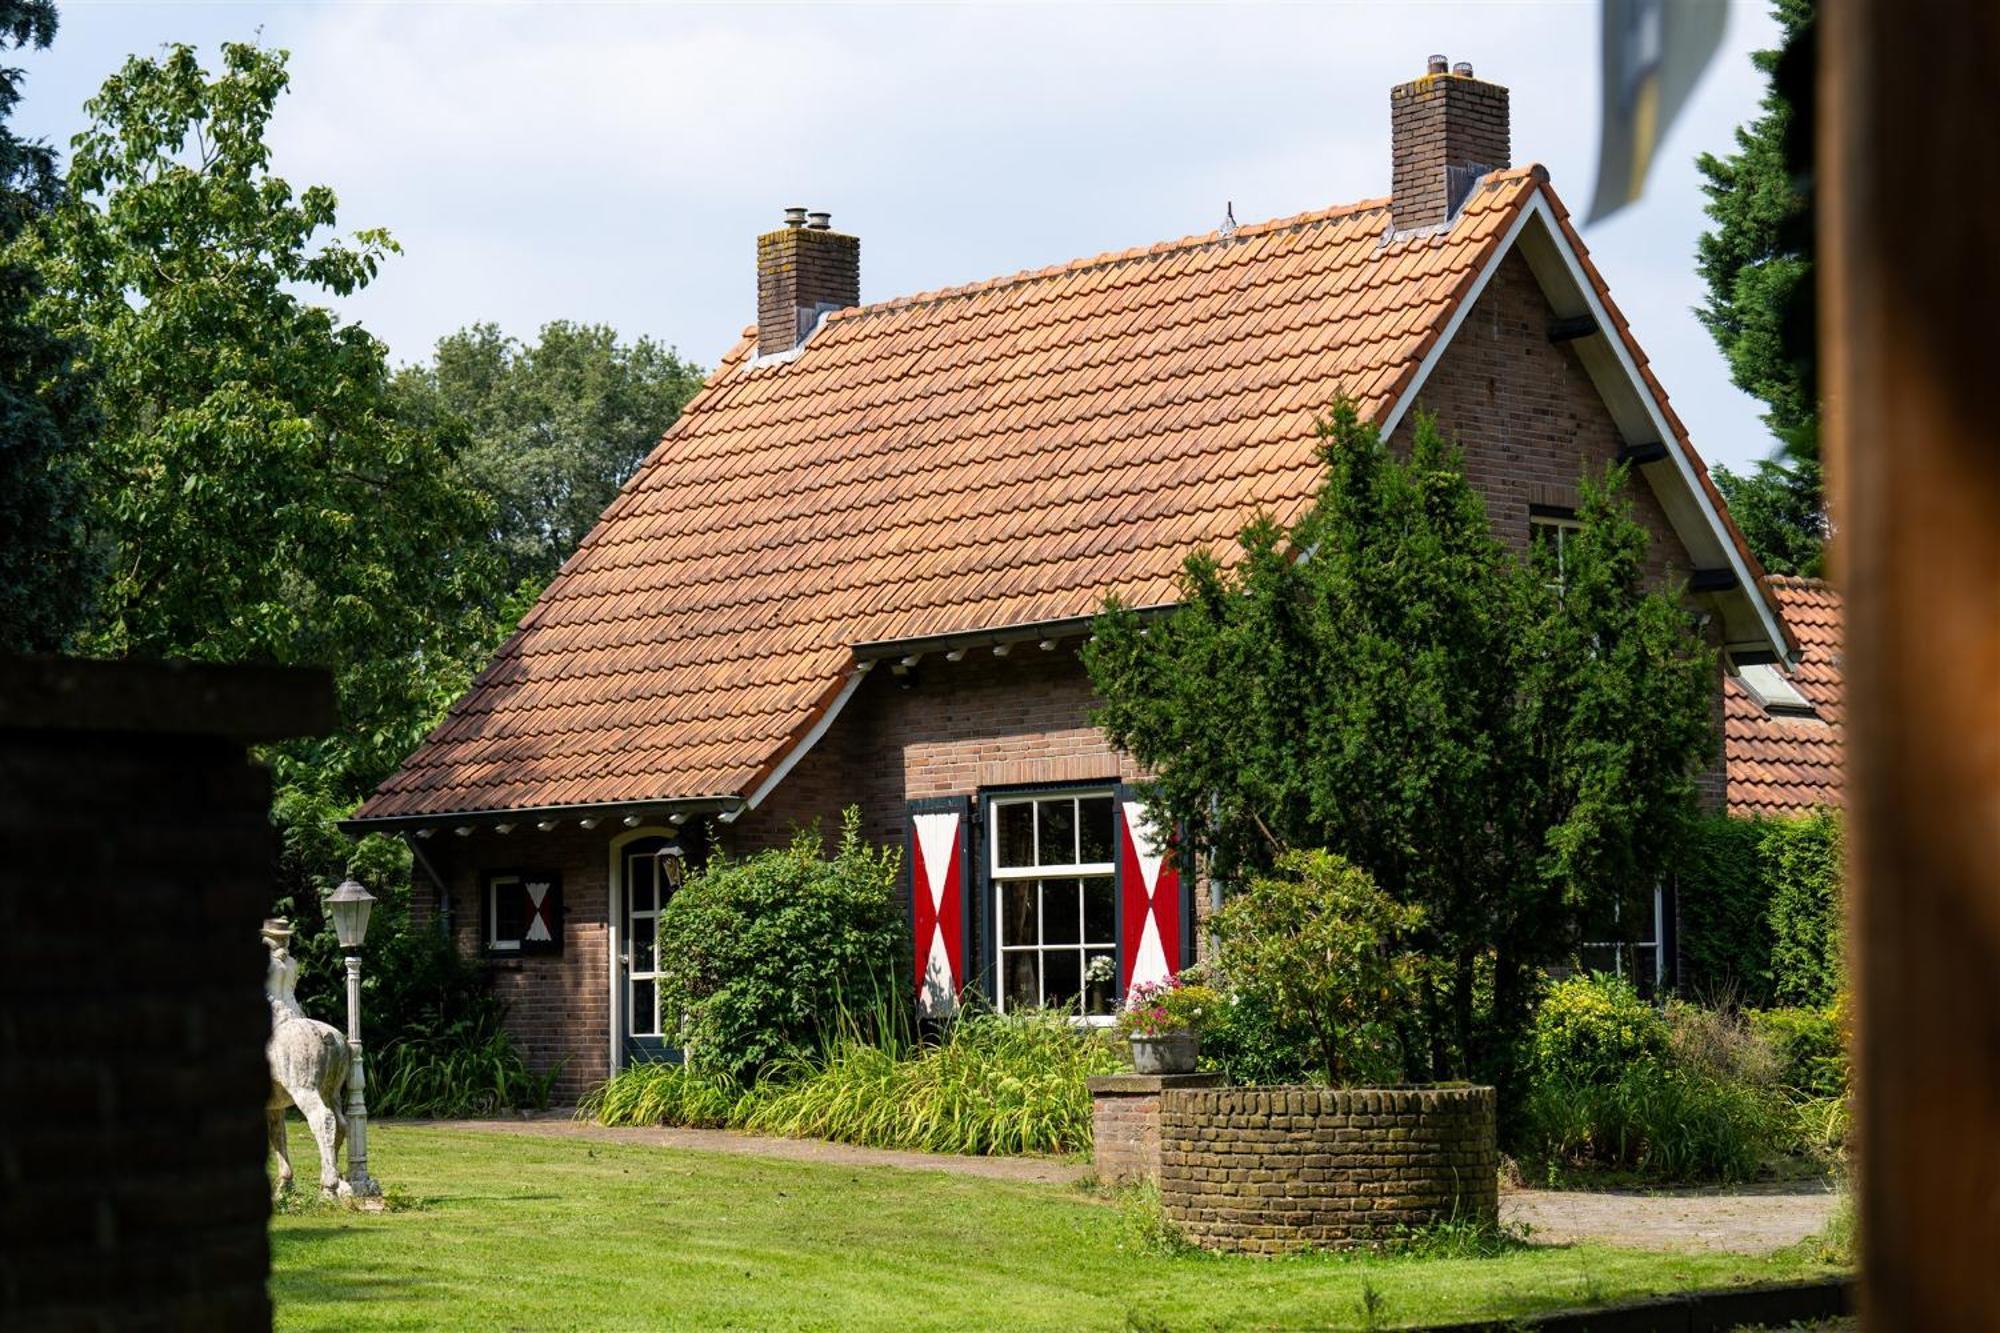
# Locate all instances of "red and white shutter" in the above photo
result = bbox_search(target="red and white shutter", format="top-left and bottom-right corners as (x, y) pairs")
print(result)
(908, 797), (971, 1018)
(1116, 795), (1183, 994)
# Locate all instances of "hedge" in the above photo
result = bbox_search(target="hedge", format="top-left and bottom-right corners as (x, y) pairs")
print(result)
(1676, 809), (1843, 1007)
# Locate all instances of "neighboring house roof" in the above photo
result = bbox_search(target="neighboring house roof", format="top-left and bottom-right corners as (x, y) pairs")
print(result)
(1725, 576), (1844, 819)
(352, 167), (1790, 827)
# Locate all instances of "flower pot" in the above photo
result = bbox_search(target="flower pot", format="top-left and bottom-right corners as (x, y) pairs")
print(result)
(1129, 1032), (1199, 1075)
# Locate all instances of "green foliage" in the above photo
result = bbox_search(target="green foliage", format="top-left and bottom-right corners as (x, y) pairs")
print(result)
(1085, 401), (1715, 1089)
(0, 1), (99, 652)
(1517, 1062), (1778, 1184)
(658, 809), (904, 1083)
(1764, 810), (1844, 1005)
(1112, 980), (1223, 1039)
(389, 320), (705, 595)
(745, 1009), (1122, 1156)
(1527, 974), (1669, 1086)
(19, 42), (509, 956)
(1185, 979), (1317, 1086)
(1750, 1003), (1847, 1099)
(1207, 850), (1424, 1085)
(583, 1009), (1122, 1158)
(1676, 810), (1844, 1007)
(1696, 0), (1822, 574)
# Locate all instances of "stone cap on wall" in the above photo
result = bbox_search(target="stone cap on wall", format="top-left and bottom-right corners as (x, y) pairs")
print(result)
(0, 656), (336, 742)
(1086, 1073), (1225, 1094)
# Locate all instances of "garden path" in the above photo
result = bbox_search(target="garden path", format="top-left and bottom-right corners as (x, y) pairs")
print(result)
(416, 1117), (1840, 1252)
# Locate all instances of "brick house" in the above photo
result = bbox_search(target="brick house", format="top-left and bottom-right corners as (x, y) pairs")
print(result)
(348, 60), (1794, 1101)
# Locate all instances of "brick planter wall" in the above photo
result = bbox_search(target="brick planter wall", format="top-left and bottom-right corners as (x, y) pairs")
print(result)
(1087, 1073), (1222, 1184)
(1158, 1086), (1497, 1254)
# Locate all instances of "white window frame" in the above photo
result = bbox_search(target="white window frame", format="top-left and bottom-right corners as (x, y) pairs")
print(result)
(607, 825), (676, 1073)
(1530, 511), (1584, 586)
(485, 872), (528, 952)
(1579, 882), (1667, 995)
(988, 789), (1119, 1021)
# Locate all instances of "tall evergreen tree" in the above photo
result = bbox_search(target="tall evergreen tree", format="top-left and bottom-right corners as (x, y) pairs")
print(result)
(1084, 403), (1716, 1090)
(0, 1), (98, 650)
(1695, 0), (1823, 575)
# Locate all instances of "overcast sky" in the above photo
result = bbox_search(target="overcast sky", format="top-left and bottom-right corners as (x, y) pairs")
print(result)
(20, 1), (1783, 472)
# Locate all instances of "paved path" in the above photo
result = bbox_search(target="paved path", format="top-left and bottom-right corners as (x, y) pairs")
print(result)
(419, 1117), (1840, 1252)
(1502, 1181), (1840, 1253)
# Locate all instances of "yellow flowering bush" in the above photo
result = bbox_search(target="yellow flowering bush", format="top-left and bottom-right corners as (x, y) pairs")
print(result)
(1528, 973), (1670, 1083)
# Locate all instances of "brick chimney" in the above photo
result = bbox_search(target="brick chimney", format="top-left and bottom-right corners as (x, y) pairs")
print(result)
(1389, 56), (1510, 233)
(757, 207), (859, 357)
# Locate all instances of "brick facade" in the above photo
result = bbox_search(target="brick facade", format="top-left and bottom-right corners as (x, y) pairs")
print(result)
(1158, 1086), (1498, 1254)
(1, 658), (334, 1332)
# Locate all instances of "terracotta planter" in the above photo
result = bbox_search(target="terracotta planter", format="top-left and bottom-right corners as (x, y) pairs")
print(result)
(1129, 1032), (1199, 1075)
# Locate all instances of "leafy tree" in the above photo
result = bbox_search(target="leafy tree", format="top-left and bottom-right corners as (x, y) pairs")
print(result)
(0, 1), (98, 650)
(391, 321), (704, 596)
(1084, 402), (1716, 1090)
(1696, 0), (1823, 575)
(1206, 850), (1424, 1086)
(19, 42), (505, 953)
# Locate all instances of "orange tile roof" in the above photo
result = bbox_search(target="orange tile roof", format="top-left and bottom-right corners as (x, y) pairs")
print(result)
(355, 167), (1763, 823)
(1725, 576), (1843, 818)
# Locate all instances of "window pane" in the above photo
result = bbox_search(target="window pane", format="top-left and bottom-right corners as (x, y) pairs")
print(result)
(1042, 879), (1081, 945)
(629, 980), (656, 1036)
(1078, 796), (1115, 864)
(632, 928), (655, 973)
(1084, 949), (1116, 1016)
(1043, 949), (1082, 1010)
(1037, 799), (1077, 865)
(1083, 875), (1116, 944)
(1001, 880), (1037, 946)
(1003, 952), (1038, 1012)
(997, 802), (1035, 868)
(628, 859), (656, 915)
(493, 880), (526, 943)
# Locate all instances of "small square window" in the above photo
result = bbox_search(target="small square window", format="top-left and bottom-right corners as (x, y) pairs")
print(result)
(486, 870), (562, 955)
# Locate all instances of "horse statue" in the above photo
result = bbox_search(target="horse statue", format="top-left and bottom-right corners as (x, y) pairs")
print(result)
(263, 919), (351, 1196)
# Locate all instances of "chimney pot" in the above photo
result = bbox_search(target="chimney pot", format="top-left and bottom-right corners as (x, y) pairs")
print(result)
(806, 211), (832, 230)
(783, 206), (808, 229)
(1389, 61), (1510, 232)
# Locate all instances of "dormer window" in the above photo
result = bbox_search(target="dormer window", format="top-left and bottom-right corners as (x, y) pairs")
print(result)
(1736, 660), (1815, 717)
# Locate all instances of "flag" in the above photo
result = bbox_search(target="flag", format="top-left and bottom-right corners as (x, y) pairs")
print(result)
(1587, 0), (1729, 223)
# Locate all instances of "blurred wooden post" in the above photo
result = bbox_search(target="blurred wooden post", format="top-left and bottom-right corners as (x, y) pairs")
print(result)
(1822, 0), (2000, 1324)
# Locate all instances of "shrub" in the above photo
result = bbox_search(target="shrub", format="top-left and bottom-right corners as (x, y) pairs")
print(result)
(1518, 1062), (1779, 1183)
(1765, 811), (1844, 1006)
(1664, 998), (1782, 1090)
(657, 808), (904, 1083)
(1184, 980), (1318, 1086)
(578, 1059), (742, 1130)
(580, 1008), (1122, 1157)
(1751, 1002), (1848, 1098)
(1207, 850), (1424, 1085)
(746, 1009), (1122, 1156)
(1527, 974), (1669, 1085)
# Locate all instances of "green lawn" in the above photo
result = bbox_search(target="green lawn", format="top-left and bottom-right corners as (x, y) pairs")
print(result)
(270, 1123), (1843, 1331)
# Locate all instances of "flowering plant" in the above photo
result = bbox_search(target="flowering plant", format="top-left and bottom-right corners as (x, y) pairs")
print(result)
(1114, 977), (1222, 1039)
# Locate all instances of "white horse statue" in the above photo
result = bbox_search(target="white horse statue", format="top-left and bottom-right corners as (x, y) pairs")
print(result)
(263, 919), (351, 1196)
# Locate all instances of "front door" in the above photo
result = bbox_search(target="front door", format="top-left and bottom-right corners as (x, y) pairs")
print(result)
(618, 836), (675, 1064)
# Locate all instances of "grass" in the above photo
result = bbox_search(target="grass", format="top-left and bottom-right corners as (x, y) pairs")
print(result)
(269, 1122), (1848, 1331)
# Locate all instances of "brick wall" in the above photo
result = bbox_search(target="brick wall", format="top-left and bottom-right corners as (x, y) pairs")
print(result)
(1159, 1086), (1498, 1254)
(421, 823), (617, 1104)
(0, 658), (334, 1331)
(1089, 1074), (1223, 1184)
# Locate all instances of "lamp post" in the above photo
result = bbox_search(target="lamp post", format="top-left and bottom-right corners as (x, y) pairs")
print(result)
(327, 878), (382, 1199)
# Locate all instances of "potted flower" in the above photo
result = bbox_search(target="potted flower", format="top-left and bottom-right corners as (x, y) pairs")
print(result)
(1115, 978), (1220, 1074)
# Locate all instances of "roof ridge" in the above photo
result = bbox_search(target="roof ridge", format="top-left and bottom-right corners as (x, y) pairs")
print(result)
(804, 169), (1536, 324)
